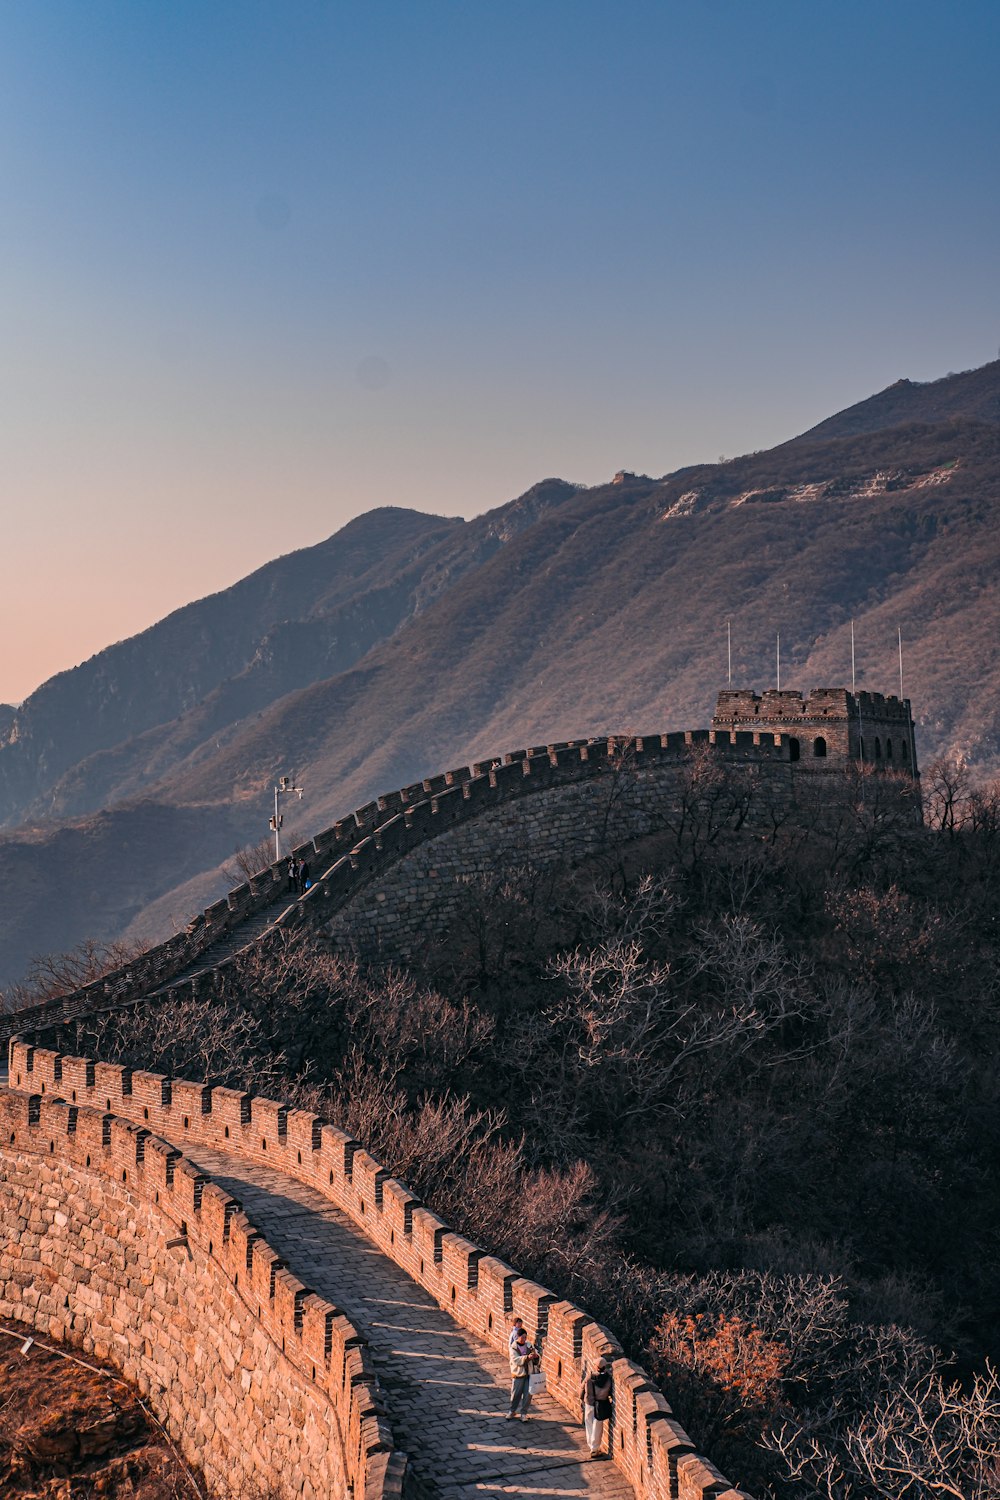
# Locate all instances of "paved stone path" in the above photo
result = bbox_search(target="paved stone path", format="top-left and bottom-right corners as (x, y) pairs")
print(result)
(185, 1144), (634, 1500)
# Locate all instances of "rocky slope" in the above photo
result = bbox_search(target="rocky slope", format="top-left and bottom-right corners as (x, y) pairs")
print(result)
(1, 363), (999, 987)
(0, 1318), (199, 1498)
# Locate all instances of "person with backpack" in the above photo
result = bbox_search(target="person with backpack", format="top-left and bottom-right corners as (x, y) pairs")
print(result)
(581, 1356), (613, 1456)
(507, 1327), (540, 1421)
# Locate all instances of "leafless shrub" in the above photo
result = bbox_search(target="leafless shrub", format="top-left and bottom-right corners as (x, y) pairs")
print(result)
(2, 935), (150, 1013)
(766, 1362), (1000, 1500)
(322, 1050), (620, 1295)
(221, 837), (277, 887)
(85, 995), (290, 1095)
(569, 870), (681, 947)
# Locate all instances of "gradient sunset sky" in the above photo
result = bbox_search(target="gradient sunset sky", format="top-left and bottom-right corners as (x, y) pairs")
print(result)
(2, 1), (997, 704)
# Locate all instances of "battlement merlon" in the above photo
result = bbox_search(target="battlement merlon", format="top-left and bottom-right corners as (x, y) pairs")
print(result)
(713, 687), (914, 725)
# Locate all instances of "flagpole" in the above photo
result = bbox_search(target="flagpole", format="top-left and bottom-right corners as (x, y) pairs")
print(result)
(727, 620), (732, 686)
(776, 632), (780, 691)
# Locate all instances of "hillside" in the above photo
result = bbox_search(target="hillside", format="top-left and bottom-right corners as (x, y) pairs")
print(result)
(0, 504), (459, 826)
(0, 481), (578, 832)
(142, 410), (1000, 830)
(792, 358), (1000, 443)
(1, 361), (999, 986)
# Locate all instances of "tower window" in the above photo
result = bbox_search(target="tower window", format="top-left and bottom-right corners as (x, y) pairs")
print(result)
(874, 737), (882, 760)
(886, 738), (893, 761)
(902, 740), (910, 762)
(813, 736), (827, 758)
(788, 737), (800, 762)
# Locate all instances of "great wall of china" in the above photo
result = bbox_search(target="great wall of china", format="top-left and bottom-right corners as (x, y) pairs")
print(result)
(0, 689), (919, 1500)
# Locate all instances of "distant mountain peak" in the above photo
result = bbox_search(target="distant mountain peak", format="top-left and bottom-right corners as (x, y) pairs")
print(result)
(791, 359), (1000, 445)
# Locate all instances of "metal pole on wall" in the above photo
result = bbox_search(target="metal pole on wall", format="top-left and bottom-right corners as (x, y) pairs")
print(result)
(898, 625), (904, 700)
(727, 619), (732, 686)
(271, 776), (304, 864)
(776, 632), (781, 691)
(849, 621), (865, 797)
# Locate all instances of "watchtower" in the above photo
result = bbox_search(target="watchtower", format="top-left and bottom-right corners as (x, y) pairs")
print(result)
(711, 687), (919, 777)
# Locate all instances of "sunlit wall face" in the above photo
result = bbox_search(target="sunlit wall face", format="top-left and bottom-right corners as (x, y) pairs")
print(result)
(0, 1), (997, 704)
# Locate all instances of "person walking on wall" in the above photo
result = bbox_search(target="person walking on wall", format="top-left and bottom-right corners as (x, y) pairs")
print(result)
(582, 1357), (613, 1456)
(507, 1328), (539, 1422)
(286, 856), (297, 894)
(508, 1316), (525, 1349)
(298, 857), (310, 892)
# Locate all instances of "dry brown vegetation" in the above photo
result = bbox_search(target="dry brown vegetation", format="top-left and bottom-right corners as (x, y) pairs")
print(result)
(0, 1318), (202, 1498)
(54, 757), (1000, 1497)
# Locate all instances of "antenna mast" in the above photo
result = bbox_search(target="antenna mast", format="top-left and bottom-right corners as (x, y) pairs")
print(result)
(898, 625), (904, 700)
(727, 620), (732, 686)
(851, 619), (856, 694)
(776, 632), (781, 692)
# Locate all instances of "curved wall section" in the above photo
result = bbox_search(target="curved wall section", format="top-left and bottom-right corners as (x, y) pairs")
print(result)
(0, 1086), (397, 1500)
(326, 764), (687, 961)
(10, 1041), (749, 1500)
(0, 729), (799, 1042)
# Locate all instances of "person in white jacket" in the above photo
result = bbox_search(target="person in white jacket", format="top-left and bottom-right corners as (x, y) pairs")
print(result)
(507, 1329), (539, 1421)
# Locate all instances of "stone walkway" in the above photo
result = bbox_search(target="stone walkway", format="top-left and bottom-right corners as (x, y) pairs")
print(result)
(185, 1144), (634, 1500)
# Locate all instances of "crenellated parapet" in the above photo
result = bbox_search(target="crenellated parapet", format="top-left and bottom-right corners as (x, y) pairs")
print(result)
(0, 1067), (397, 1500)
(1, 725), (819, 1040)
(6, 1038), (753, 1500)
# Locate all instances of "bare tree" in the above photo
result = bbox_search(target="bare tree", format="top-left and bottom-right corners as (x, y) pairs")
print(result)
(766, 1362), (1000, 1500)
(222, 836), (279, 887)
(547, 913), (808, 1123)
(924, 757), (974, 836)
(659, 746), (758, 867)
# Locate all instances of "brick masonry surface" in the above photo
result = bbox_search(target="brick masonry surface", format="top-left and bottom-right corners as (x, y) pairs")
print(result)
(0, 1093), (368, 1500)
(4, 1041), (753, 1500)
(182, 1141), (636, 1500)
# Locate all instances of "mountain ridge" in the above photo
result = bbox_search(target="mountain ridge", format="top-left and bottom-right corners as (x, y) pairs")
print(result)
(2, 362), (1000, 987)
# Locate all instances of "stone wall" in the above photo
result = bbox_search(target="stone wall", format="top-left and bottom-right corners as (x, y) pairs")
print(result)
(0, 701), (920, 1045)
(0, 1081), (397, 1500)
(324, 763), (686, 961)
(0, 700), (924, 1500)
(8, 1039), (751, 1500)
(0, 729), (800, 1042)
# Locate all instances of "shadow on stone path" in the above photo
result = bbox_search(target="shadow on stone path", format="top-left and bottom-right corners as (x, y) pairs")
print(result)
(185, 1145), (634, 1500)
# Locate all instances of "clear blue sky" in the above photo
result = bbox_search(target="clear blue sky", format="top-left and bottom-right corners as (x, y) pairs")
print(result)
(1, 0), (997, 702)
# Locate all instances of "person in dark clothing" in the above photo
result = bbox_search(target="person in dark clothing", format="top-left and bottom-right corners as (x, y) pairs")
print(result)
(581, 1357), (613, 1456)
(286, 856), (297, 893)
(298, 857), (310, 891)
